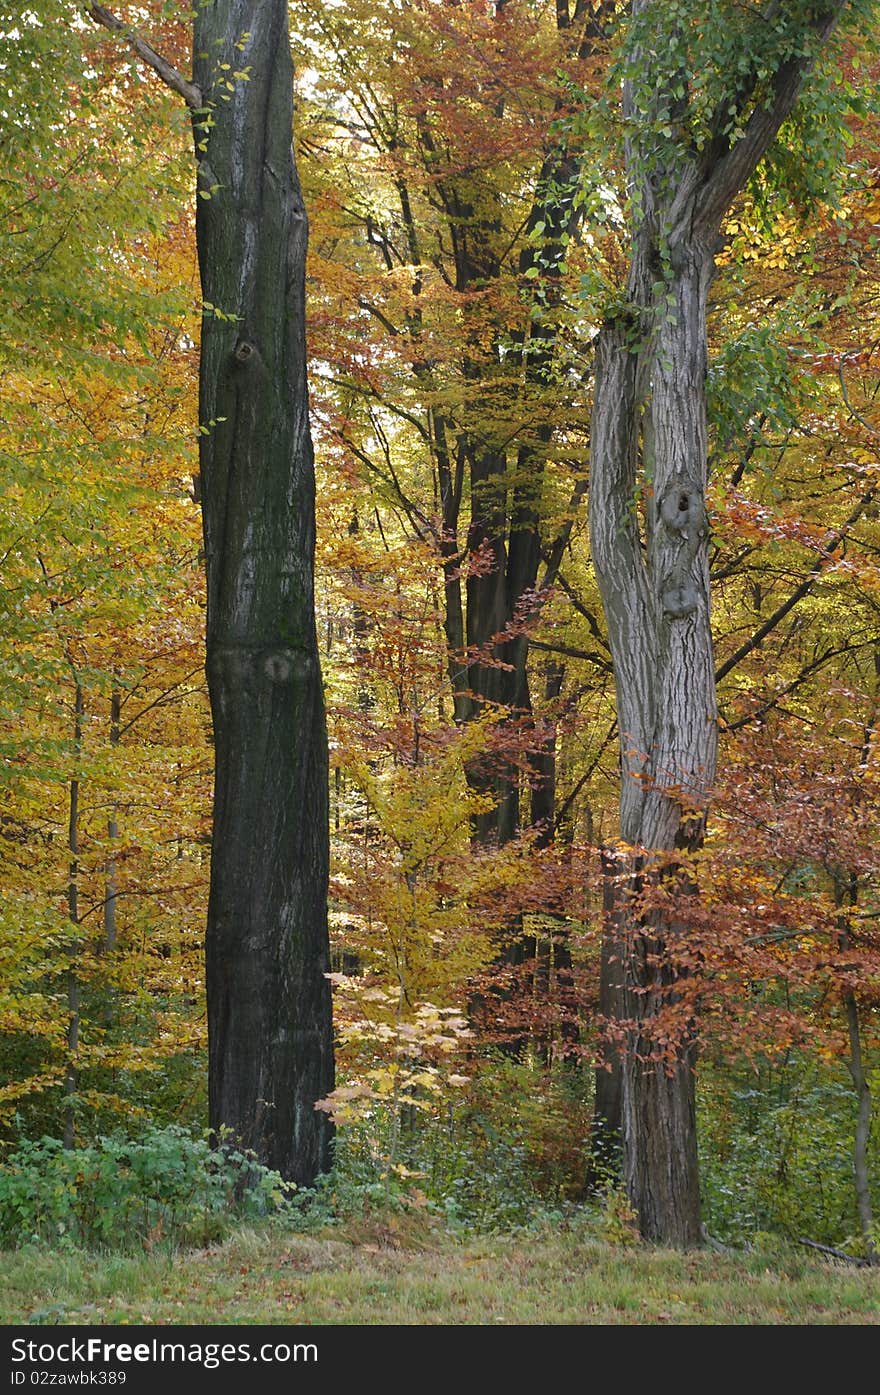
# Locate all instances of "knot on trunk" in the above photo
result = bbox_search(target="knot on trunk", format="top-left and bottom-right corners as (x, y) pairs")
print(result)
(661, 580), (701, 619)
(262, 647), (312, 684)
(659, 478), (707, 557)
(233, 339), (258, 366)
(658, 477), (707, 620)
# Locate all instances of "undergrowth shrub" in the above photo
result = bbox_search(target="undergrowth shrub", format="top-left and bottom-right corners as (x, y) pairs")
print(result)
(318, 1055), (593, 1233)
(699, 1063), (879, 1249)
(0, 1125), (295, 1250)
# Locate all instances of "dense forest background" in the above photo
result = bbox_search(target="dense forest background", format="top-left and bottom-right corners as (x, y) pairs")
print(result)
(1, 0), (879, 1258)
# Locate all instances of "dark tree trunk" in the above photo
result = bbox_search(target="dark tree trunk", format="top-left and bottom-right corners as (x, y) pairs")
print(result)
(588, 847), (625, 1183)
(63, 680), (83, 1151)
(103, 687), (120, 955)
(835, 873), (876, 1263)
(588, 0), (850, 1245)
(844, 984), (876, 1262)
(447, 139), (589, 1048)
(192, 1), (333, 1185)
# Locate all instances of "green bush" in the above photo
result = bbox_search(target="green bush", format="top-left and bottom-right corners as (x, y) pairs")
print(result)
(0, 1125), (296, 1251)
(699, 1064), (878, 1248)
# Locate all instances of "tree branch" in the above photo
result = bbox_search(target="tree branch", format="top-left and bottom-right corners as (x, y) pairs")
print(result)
(839, 350), (880, 439)
(552, 569), (611, 651)
(797, 1237), (872, 1268)
(89, 4), (202, 111)
(553, 717), (617, 833)
(357, 299), (401, 338)
(696, 0), (850, 232)
(529, 636), (612, 672)
(721, 637), (880, 731)
(541, 474), (590, 589)
(715, 485), (876, 682)
(117, 665), (206, 737)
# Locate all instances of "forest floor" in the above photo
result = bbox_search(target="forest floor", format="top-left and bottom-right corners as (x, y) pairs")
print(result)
(2, 1214), (879, 1325)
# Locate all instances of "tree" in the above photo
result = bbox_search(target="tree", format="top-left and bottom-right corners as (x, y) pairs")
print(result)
(588, 0), (871, 1244)
(297, 0), (601, 853)
(89, 2), (334, 1184)
(295, 2), (616, 1048)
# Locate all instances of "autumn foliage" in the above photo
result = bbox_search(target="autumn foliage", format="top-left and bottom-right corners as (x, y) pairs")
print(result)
(0, 0), (878, 1252)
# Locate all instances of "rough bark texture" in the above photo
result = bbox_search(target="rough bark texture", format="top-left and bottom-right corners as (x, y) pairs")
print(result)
(589, 0), (851, 1245)
(193, 1), (334, 1185)
(590, 270), (712, 1243)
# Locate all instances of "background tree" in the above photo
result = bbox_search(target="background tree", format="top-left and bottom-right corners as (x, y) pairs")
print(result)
(297, 0), (618, 1041)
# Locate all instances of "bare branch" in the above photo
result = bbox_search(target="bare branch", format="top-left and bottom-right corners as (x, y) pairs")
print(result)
(541, 474), (589, 588)
(722, 637), (880, 731)
(529, 636), (613, 672)
(839, 351), (880, 439)
(357, 299), (401, 338)
(117, 665), (206, 737)
(715, 485), (877, 683)
(553, 717), (617, 832)
(89, 4), (202, 111)
(552, 569), (611, 651)
(797, 1237), (872, 1268)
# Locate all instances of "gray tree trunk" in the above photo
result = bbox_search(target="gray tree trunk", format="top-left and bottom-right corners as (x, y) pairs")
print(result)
(590, 239), (714, 1247)
(192, 1), (333, 1185)
(588, 0), (851, 1244)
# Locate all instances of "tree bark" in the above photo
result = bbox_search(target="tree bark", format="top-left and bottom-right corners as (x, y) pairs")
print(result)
(193, 1), (333, 1185)
(590, 237), (710, 1234)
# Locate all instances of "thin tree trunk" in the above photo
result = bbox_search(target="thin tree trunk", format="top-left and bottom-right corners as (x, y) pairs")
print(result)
(835, 874), (876, 1263)
(103, 687), (120, 954)
(588, 846), (625, 1183)
(193, 0), (334, 1185)
(63, 681), (83, 1150)
(845, 990), (876, 1261)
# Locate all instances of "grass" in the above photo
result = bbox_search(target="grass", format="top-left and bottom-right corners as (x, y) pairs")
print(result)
(2, 1211), (879, 1325)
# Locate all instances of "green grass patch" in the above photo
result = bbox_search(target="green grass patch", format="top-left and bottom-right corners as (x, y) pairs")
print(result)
(2, 1215), (878, 1326)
